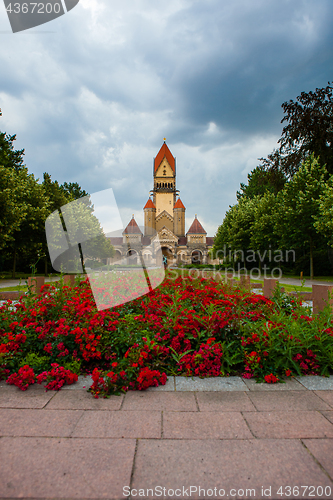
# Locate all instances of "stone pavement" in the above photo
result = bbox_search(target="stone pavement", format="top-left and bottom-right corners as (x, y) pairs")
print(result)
(0, 276), (61, 289)
(0, 376), (333, 500)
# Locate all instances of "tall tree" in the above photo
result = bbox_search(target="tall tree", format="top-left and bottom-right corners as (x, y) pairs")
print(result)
(1, 166), (50, 277)
(261, 82), (333, 178)
(213, 197), (257, 266)
(237, 164), (286, 200)
(274, 156), (327, 279)
(314, 179), (333, 247)
(0, 109), (25, 172)
(61, 181), (88, 200)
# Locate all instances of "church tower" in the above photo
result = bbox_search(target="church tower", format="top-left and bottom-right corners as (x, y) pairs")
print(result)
(173, 197), (186, 237)
(143, 198), (156, 236)
(152, 141), (177, 218)
(144, 141), (185, 237)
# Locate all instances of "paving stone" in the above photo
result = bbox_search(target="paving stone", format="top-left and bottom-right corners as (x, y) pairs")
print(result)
(146, 377), (175, 391)
(61, 374), (94, 390)
(122, 391), (197, 411)
(314, 390), (333, 407)
(132, 439), (333, 497)
(175, 376), (249, 391)
(0, 385), (55, 408)
(303, 439), (333, 479)
(196, 391), (256, 411)
(296, 375), (333, 390)
(243, 410), (333, 438)
(72, 410), (161, 438)
(243, 377), (306, 391)
(321, 411), (333, 424)
(248, 390), (331, 411)
(0, 408), (83, 437)
(44, 389), (123, 410)
(163, 411), (252, 439)
(0, 437), (135, 499)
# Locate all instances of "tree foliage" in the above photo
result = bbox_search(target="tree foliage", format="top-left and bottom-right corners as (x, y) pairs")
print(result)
(214, 83), (333, 278)
(0, 110), (112, 276)
(261, 82), (333, 178)
(0, 109), (25, 172)
(274, 156), (328, 279)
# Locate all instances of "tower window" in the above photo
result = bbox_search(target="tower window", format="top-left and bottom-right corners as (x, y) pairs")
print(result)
(163, 169), (166, 175)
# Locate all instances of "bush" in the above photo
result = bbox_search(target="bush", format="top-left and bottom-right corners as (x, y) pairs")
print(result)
(0, 275), (332, 396)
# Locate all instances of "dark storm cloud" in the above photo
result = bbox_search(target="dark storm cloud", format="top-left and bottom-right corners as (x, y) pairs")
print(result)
(0, 0), (333, 234)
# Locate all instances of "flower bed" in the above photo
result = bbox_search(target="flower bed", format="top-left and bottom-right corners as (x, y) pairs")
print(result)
(0, 275), (332, 397)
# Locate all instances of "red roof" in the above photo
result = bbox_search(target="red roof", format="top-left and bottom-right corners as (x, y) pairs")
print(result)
(154, 142), (175, 173)
(144, 198), (156, 209)
(123, 217), (142, 234)
(174, 198), (185, 209)
(187, 216), (207, 235)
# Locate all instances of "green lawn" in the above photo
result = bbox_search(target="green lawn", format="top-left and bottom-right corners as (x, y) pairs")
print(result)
(0, 285), (28, 292)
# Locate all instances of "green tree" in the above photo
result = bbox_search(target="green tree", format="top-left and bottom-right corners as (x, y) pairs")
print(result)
(237, 164), (286, 200)
(43, 173), (70, 212)
(0, 109), (25, 172)
(0, 166), (27, 251)
(314, 179), (333, 247)
(274, 156), (328, 279)
(250, 192), (279, 270)
(61, 181), (88, 200)
(262, 82), (333, 178)
(213, 197), (257, 268)
(0, 166), (50, 277)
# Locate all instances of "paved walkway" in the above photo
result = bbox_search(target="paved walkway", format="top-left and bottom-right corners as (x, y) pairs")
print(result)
(0, 276), (61, 289)
(0, 375), (332, 500)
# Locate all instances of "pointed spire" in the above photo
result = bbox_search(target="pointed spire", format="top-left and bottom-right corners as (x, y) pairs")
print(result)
(123, 217), (142, 234)
(187, 216), (207, 235)
(154, 142), (175, 172)
(144, 198), (156, 209)
(174, 198), (185, 209)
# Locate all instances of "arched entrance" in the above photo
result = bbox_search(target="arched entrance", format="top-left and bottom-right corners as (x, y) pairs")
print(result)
(162, 247), (173, 267)
(191, 250), (203, 265)
(177, 251), (187, 265)
(127, 249), (138, 265)
(110, 249), (122, 264)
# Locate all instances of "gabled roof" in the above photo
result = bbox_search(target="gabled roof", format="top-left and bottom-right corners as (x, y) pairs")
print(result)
(144, 198), (156, 209)
(174, 198), (185, 209)
(187, 216), (207, 235)
(154, 142), (175, 173)
(123, 217), (142, 234)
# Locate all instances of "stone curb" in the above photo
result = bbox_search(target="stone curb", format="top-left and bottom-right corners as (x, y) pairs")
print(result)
(63, 374), (333, 391)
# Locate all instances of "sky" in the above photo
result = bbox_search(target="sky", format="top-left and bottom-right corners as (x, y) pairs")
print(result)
(1, 0), (333, 237)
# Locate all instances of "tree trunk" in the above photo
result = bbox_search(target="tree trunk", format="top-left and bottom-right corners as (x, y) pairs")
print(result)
(309, 238), (314, 280)
(12, 249), (16, 279)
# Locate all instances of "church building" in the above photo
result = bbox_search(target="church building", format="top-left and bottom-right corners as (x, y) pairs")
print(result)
(109, 142), (215, 266)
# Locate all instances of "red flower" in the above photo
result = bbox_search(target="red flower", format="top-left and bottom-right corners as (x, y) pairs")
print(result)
(264, 373), (279, 384)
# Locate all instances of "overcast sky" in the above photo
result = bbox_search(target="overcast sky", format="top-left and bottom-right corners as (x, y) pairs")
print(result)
(1, 0), (333, 236)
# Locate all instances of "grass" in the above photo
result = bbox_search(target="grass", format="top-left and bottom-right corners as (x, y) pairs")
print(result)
(0, 285), (28, 292)
(249, 279), (312, 293)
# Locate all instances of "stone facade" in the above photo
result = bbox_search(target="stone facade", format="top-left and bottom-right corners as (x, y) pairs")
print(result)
(108, 142), (216, 266)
